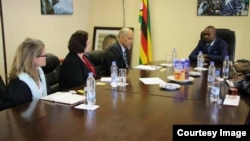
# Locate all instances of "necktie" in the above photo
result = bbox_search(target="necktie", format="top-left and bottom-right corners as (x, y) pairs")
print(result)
(82, 55), (96, 78)
(207, 44), (212, 53)
(123, 51), (129, 69)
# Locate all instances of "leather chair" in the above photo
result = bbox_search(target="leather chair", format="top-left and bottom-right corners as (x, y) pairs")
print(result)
(0, 75), (6, 101)
(201, 28), (236, 61)
(86, 50), (105, 79)
(0, 75), (6, 110)
(42, 53), (60, 94)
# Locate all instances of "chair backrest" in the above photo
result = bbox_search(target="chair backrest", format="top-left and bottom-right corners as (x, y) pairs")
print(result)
(200, 28), (236, 61)
(42, 53), (60, 94)
(0, 75), (6, 100)
(87, 50), (105, 79)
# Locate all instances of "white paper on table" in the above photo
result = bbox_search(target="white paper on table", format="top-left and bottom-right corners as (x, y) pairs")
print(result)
(194, 67), (208, 71)
(101, 77), (111, 82)
(160, 63), (172, 67)
(118, 83), (129, 86)
(133, 65), (162, 71)
(139, 77), (166, 85)
(223, 95), (240, 106)
(74, 104), (100, 110)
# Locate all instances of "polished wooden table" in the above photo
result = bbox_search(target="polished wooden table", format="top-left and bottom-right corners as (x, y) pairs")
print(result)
(0, 61), (249, 141)
(97, 60), (250, 104)
(0, 89), (249, 141)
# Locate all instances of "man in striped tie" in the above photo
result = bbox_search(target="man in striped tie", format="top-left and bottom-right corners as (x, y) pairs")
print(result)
(102, 27), (134, 76)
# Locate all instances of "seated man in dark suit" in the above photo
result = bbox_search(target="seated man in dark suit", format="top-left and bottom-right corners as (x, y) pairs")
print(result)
(102, 34), (118, 51)
(189, 25), (228, 63)
(102, 27), (134, 76)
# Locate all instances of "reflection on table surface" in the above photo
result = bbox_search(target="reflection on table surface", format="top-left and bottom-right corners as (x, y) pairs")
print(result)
(0, 60), (249, 141)
(96, 60), (250, 103)
(0, 89), (249, 141)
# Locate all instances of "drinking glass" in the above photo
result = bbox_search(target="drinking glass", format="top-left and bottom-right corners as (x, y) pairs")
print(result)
(118, 68), (127, 86)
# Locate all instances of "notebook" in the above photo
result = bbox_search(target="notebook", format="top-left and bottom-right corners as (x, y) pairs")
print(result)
(40, 92), (85, 105)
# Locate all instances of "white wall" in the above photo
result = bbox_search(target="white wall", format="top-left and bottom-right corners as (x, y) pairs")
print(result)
(1, 0), (90, 81)
(1, 0), (250, 82)
(89, 0), (250, 66)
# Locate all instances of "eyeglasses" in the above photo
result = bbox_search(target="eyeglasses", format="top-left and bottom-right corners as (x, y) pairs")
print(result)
(37, 54), (48, 58)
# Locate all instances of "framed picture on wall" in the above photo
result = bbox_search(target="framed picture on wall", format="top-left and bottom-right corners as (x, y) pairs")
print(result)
(197, 0), (248, 16)
(92, 26), (134, 66)
(41, 0), (73, 15)
(92, 27), (134, 51)
(92, 27), (120, 51)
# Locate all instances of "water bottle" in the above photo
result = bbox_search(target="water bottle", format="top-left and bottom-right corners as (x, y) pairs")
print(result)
(210, 70), (221, 102)
(86, 72), (96, 105)
(110, 61), (118, 87)
(197, 51), (204, 68)
(184, 58), (190, 80)
(172, 48), (177, 67)
(222, 56), (230, 79)
(207, 61), (216, 87)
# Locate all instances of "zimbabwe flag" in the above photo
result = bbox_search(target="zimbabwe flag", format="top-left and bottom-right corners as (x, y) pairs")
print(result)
(139, 0), (152, 65)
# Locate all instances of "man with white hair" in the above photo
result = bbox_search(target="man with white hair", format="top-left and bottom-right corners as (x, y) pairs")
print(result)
(102, 27), (134, 76)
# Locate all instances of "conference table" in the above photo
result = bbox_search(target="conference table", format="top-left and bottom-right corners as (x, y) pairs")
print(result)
(0, 60), (249, 141)
(98, 60), (250, 103)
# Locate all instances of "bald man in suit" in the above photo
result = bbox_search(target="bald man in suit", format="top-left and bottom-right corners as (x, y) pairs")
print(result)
(102, 27), (134, 76)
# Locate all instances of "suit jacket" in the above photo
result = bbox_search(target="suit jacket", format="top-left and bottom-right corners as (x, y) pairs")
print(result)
(59, 52), (90, 91)
(189, 37), (228, 63)
(102, 42), (129, 76)
(1, 68), (47, 110)
(0, 78), (33, 110)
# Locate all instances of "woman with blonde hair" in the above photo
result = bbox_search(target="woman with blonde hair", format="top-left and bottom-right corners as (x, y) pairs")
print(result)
(0, 38), (47, 110)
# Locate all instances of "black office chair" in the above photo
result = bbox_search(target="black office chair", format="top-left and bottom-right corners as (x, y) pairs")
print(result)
(0, 75), (6, 101)
(42, 53), (60, 94)
(87, 50), (105, 79)
(0, 75), (6, 110)
(201, 28), (236, 62)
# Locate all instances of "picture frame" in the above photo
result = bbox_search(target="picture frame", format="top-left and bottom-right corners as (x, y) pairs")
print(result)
(197, 0), (248, 16)
(92, 26), (134, 66)
(92, 27), (121, 51)
(41, 0), (73, 15)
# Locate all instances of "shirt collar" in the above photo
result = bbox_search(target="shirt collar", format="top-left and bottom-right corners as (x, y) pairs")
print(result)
(207, 38), (216, 46)
(119, 42), (126, 52)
